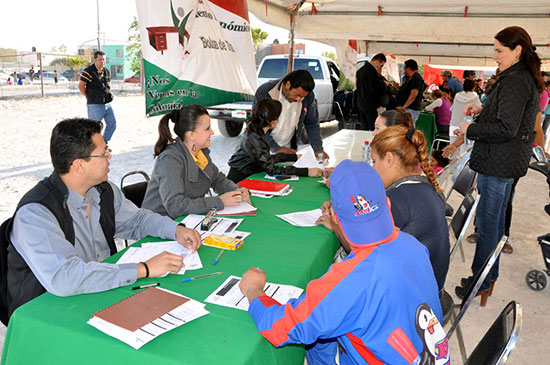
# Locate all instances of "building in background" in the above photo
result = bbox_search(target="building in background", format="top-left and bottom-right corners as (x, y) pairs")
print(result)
(102, 45), (133, 80)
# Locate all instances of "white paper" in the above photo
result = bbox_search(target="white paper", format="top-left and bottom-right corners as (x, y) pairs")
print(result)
(294, 148), (325, 169)
(276, 208), (323, 227)
(215, 201), (257, 216)
(264, 174), (299, 181)
(181, 215), (243, 241)
(88, 288), (209, 349)
(117, 241), (203, 274)
(204, 275), (304, 311)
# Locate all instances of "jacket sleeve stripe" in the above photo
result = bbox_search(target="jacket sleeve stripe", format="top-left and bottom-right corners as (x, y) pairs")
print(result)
(257, 245), (377, 347)
(258, 295), (280, 308)
(346, 333), (384, 364)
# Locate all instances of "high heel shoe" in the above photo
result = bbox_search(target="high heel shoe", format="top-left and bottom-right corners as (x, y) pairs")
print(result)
(455, 281), (495, 307)
(460, 277), (496, 296)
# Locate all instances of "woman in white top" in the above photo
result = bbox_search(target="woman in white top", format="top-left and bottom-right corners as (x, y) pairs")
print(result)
(444, 79), (481, 157)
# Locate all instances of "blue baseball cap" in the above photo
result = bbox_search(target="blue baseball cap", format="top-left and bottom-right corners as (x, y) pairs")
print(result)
(330, 159), (395, 245)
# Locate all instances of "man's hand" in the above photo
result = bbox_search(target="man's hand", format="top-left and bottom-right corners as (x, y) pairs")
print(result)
(276, 147), (296, 154)
(323, 167), (335, 178)
(316, 215), (336, 232)
(462, 103), (482, 116)
(239, 267), (267, 303)
(315, 150), (330, 161)
(176, 225), (202, 252)
(320, 200), (332, 215)
(138, 252), (184, 278)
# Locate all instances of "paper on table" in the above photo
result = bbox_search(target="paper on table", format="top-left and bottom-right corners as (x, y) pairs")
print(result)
(117, 241), (203, 274)
(215, 201), (257, 216)
(181, 214), (243, 240)
(204, 275), (304, 311)
(264, 174), (299, 181)
(276, 208), (323, 227)
(88, 288), (208, 349)
(294, 148), (325, 169)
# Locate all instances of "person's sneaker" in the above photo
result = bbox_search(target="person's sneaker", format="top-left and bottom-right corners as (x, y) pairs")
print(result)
(466, 232), (477, 244)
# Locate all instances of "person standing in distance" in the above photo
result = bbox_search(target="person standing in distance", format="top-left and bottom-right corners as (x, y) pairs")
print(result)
(356, 53), (388, 131)
(79, 51), (117, 143)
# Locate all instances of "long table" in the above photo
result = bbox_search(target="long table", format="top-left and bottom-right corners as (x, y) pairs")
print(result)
(416, 112), (437, 151)
(1, 176), (339, 364)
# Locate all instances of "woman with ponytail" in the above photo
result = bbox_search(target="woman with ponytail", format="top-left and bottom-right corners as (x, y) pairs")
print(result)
(457, 26), (541, 301)
(142, 104), (247, 218)
(370, 125), (449, 291)
(227, 98), (322, 183)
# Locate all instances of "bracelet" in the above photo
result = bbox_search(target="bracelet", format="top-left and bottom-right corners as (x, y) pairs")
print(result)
(141, 262), (149, 278)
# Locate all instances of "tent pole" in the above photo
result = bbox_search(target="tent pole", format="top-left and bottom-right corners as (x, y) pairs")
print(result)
(288, 1), (305, 74)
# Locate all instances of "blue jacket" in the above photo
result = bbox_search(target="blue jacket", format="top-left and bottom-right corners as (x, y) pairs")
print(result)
(254, 79), (323, 153)
(248, 229), (450, 364)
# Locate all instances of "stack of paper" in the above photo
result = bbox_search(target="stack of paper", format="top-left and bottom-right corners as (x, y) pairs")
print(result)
(116, 241), (203, 275)
(276, 208), (323, 227)
(216, 201), (257, 216)
(88, 287), (209, 349)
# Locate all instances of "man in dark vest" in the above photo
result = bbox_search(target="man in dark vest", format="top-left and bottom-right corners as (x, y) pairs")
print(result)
(355, 53), (388, 131)
(79, 50), (117, 143)
(6, 118), (201, 317)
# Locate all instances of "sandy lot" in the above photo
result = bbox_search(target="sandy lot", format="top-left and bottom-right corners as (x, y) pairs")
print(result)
(0, 93), (549, 363)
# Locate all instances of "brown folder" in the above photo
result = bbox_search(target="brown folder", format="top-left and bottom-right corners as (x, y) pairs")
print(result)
(92, 287), (189, 332)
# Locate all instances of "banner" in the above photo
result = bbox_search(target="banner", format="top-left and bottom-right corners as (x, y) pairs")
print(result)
(331, 39), (358, 83)
(136, 0), (255, 116)
(423, 65), (464, 92)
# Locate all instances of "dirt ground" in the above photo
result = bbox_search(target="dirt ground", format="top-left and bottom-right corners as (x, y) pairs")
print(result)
(0, 93), (548, 363)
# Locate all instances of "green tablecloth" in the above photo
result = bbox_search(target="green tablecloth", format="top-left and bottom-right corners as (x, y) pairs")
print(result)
(1, 175), (339, 364)
(417, 113), (437, 151)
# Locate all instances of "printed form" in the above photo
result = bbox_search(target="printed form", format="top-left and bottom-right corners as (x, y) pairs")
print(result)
(205, 275), (304, 311)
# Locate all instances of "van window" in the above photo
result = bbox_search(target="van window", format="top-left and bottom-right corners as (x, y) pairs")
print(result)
(258, 58), (324, 80)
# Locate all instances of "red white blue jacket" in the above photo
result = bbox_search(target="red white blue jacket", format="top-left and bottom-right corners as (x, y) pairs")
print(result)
(248, 229), (450, 364)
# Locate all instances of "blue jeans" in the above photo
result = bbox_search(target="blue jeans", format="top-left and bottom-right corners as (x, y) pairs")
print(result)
(471, 173), (513, 288)
(87, 103), (117, 143)
(407, 109), (420, 126)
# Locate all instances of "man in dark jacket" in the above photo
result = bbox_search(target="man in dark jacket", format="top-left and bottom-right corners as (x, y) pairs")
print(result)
(253, 70), (329, 161)
(6, 118), (201, 319)
(356, 53), (387, 131)
(78, 51), (117, 143)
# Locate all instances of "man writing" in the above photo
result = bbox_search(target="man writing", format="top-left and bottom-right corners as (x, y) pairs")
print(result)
(6, 118), (201, 318)
(395, 59), (425, 125)
(356, 53), (388, 131)
(254, 69), (329, 161)
(79, 51), (118, 143)
(240, 160), (447, 364)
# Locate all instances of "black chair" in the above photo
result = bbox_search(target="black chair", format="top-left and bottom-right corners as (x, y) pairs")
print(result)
(447, 237), (507, 363)
(445, 162), (477, 201)
(449, 188), (480, 263)
(464, 301), (522, 365)
(119, 170), (150, 208)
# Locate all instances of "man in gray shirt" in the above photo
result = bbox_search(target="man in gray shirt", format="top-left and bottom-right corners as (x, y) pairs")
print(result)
(7, 118), (201, 317)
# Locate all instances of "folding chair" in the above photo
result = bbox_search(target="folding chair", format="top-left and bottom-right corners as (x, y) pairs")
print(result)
(449, 188), (480, 263)
(445, 162), (477, 201)
(446, 237), (507, 363)
(120, 171), (150, 248)
(464, 301), (522, 365)
(119, 170), (150, 208)
(437, 149), (470, 197)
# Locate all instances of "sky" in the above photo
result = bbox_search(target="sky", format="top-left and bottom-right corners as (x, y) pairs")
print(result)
(1, 0), (332, 55)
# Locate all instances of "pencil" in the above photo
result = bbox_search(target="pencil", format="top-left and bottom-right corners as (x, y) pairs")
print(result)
(212, 249), (225, 265)
(181, 272), (223, 282)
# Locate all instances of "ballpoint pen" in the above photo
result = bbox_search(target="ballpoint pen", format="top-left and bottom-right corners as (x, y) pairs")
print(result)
(181, 272), (223, 282)
(212, 249), (224, 265)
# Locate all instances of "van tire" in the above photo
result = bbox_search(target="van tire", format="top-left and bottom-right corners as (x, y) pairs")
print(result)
(218, 120), (244, 137)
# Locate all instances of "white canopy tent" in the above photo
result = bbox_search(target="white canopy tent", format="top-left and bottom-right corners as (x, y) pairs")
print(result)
(248, 0), (550, 67)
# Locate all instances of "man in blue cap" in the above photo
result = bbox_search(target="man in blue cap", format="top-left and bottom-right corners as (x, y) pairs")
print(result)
(240, 160), (448, 364)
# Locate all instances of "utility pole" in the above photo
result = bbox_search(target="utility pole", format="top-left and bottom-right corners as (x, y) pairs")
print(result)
(96, 0), (101, 50)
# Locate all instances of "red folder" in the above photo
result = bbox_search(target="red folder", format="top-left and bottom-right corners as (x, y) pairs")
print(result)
(237, 179), (289, 196)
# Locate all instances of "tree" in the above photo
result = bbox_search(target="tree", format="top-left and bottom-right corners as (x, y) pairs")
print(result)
(50, 44), (68, 53)
(322, 51), (338, 63)
(49, 57), (68, 67)
(126, 17), (142, 76)
(66, 57), (89, 81)
(251, 27), (268, 50)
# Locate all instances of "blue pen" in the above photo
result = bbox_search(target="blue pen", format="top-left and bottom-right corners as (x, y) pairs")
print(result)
(212, 249), (224, 265)
(181, 272), (223, 282)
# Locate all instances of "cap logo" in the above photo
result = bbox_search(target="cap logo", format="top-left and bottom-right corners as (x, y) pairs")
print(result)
(350, 195), (379, 216)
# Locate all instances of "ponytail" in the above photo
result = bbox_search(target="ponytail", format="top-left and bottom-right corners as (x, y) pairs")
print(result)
(153, 110), (178, 157)
(410, 129), (441, 191)
(246, 98), (282, 135)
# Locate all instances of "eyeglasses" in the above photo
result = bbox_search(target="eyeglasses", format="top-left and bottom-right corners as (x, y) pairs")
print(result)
(82, 147), (112, 159)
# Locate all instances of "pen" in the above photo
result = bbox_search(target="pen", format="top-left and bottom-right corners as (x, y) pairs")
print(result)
(232, 193), (242, 197)
(181, 272), (223, 282)
(212, 249), (224, 265)
(132, 283), (160, 290)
